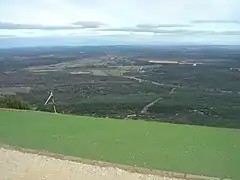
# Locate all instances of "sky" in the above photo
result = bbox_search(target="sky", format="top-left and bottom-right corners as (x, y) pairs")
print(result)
(0, 0), (240, 47)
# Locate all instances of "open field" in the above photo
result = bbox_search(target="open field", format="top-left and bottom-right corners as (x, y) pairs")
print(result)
(0, 109), (239, 179)
(0, 87), (31, 95)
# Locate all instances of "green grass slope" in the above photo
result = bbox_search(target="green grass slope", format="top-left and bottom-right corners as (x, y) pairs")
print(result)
(0, 109), (239, 179)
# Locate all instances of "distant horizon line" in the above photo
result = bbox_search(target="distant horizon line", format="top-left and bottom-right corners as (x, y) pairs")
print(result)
(1, 44), (240, 50)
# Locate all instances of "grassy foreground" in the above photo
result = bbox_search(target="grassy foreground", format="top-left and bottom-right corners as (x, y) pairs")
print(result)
(0, 109), (239, 179)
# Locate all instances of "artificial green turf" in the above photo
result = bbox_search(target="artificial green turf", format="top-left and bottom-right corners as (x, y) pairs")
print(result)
(0, 109), (239, 179)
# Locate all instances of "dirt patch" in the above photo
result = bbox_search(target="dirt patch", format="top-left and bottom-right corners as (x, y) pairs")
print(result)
(0, 145), (220, 180)
(149, 60), (180, 64)
(148, 60), (198, 65)
(0, 148), (183, 180)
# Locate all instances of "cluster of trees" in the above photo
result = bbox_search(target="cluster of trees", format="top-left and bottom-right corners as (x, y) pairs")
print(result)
(0, 96), (30, 110)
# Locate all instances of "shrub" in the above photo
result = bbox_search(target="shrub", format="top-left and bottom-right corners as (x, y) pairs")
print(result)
(0, 96), (30, 110)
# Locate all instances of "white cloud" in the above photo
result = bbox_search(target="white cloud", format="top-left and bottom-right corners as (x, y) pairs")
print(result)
(1, 0), (239, 25)
(0, 0), (240, 45)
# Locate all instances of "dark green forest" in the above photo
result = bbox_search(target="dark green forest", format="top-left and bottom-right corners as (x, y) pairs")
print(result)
(0, 45), (240, 128)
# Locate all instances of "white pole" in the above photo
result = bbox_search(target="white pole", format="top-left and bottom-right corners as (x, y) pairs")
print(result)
(44, 92), (53, 105)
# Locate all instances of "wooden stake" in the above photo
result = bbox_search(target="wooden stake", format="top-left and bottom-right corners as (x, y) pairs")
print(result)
(52, 96), (57, 114)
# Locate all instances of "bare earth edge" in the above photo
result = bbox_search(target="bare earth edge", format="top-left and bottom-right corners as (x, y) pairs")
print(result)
(0, 144), (222, 180)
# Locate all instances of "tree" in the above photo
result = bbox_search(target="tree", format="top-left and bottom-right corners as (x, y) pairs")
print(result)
(0, 96), (30, 110)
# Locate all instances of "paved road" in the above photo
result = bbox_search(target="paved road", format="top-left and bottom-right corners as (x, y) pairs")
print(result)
(124, 76), (180, 88)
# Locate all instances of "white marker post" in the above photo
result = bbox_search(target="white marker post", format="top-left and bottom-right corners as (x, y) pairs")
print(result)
(44, 91), (57, 113)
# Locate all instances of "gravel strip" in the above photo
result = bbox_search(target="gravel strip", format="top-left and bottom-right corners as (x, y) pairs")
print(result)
(0, 148), (183, 180)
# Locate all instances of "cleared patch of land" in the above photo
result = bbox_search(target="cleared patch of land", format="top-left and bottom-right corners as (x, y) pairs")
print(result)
(148, 60), (198, 65)
(0, 87), (31, 95)
(149, 60), (180, 64)
(0, 109), (239, 179)
(70, 71), (92, 75)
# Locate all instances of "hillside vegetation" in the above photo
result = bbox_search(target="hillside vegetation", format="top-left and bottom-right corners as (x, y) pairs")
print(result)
(1, 46), (240, 129)
(0, 96), (30, 110)
(0, 109), (239, 179)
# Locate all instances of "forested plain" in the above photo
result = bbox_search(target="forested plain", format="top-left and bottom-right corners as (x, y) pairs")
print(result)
(0, 45), (240, 128)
